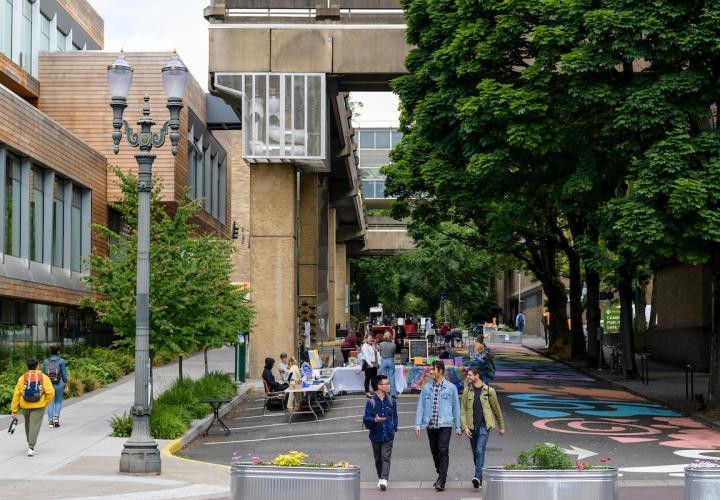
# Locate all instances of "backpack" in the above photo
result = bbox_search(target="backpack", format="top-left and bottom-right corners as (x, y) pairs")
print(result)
(22, 372), (43, 403)
(45, 358), (61, 384)
(363, 398), (395, 430)
(484, 351), (496, 381)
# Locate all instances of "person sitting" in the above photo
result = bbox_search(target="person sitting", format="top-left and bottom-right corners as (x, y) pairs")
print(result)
(341, 331), (359, 364)
(278, 352), (289, 383)
(262, 357), (289, 392)
(285, 357), (302, 412)
(439, 322), (450, 342)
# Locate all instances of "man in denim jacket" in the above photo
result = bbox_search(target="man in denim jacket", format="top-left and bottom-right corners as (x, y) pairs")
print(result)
(363, 375), (398, 492)
(415, 360), (462, 491)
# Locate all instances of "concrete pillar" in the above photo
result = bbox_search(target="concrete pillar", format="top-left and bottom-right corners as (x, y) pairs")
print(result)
(316, 177), (329, 342)
(327, 208), (337, 338)
(249, 164), (297, 377)
(298, 173), (319, 345)
(334, 243), (348, 333)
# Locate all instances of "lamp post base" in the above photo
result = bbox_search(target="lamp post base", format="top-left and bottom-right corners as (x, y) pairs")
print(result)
(120, 441), (161, 474)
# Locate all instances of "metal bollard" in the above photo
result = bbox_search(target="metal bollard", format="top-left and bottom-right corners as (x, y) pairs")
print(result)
(685, 364), (695, 400)
(639, 354), (649, 385)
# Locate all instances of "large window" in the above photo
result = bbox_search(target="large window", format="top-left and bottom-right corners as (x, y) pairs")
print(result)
(56, 28), (66, 51)
(70, 186), (82, 272)
(4, 154), (21, 256)
(29, 166), (44, 262)
(1, 0), (11, 59)
(356, 129), (402, 201)
(187, 122), (227, 223)
(52, 179), (63, 267)
(19, 0), (32, 72)
(39, 14), (50, 52)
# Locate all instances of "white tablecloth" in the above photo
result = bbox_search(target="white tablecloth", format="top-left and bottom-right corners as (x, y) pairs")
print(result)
(333, 366), (407, 394)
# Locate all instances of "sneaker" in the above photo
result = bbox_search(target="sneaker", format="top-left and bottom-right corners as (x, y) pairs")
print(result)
(48, 422), (55, 428)
(435, 482), (445, 491)
(472, 477), (481, 489)
(53, 417), (60, 428)
(380, 479), (387, 491)
(377, 479), (383, 490)
(27, 448), (34, 457)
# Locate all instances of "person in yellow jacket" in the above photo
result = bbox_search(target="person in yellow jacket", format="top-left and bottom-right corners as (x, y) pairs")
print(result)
(11, 358), (55, 456)
(460, 365), (506, 489)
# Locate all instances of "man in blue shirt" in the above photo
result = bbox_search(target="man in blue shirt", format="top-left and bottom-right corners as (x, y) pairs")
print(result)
(414, 360), (462, 491)
(516, 311), (525, 333)
(363, 374), (398, 491)
(42, 345), (68, 428)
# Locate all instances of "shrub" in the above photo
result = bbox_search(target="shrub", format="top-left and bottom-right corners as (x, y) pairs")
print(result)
(65, 376), (85, 397)
(80, 372), (100, 393)
(508, 443), (575, 470)
(110, 412), (133, 437)
(150, 403), (188, 439)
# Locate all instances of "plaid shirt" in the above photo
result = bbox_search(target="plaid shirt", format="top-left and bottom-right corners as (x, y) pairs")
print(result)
(428, 380), (443, 429)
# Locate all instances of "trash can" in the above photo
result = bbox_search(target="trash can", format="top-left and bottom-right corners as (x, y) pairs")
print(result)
(235, 332), (248, 383)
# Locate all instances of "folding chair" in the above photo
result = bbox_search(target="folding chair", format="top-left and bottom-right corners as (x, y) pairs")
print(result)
(262, 379), (286, 415)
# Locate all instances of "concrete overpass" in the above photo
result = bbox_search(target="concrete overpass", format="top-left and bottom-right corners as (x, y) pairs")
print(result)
(205, 0), (412, 374)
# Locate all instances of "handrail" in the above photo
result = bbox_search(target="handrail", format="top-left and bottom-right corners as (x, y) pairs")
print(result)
(226, 0), (402, 9)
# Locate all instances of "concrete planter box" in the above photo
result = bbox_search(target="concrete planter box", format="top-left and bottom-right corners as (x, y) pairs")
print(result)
(483, 467), (618, 500)
(487, 331), (524, 344)
(230, 463), (360, 500)
(685, 467), (720, 500)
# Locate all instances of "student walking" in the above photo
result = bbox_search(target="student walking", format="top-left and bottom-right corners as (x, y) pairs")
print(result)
(414, 360), (462, 491)
(11, 358), (56, 456)
(461, 365), (506, 488)
(363, 375), (398, 492)
(43, 345), (68, 428)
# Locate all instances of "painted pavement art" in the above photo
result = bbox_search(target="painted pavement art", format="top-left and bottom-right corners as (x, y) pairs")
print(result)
(489, 343), (720, 475)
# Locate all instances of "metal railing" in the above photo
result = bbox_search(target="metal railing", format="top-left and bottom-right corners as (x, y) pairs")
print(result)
(226, 0), (402, 9)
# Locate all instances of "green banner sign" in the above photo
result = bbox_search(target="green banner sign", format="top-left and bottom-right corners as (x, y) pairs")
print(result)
(603, 306), (621, 333)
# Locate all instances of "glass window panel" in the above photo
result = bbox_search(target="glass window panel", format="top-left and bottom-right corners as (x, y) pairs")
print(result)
(4, 155), (21, 256)
(358, 131), (374, 149)
(293, 75), (305, 155)
(71, 187), (81, 272)
(375, 131), (391, 149)
(1, 0), (11, 58)
(362, 180), (374, 198)
(194, 147), (204, 202)
(187, 139), (195, 198)
(56, 29), (65, 51)
(20, 0), (31, 72)
(39, 15), (50, 52)
(30, 167), (43, 262)
(391, 131), (402, 147)
(307, 76), (321, 156)
(267, 74), (281, 156)
(53, 179), (64, 267)
(254, 75), (267, 156)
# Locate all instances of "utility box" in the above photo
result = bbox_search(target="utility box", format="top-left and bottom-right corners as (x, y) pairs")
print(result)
(235, 332), (248, 383)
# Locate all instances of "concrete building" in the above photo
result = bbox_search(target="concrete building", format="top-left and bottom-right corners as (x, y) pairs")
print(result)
(0, 1), (230, 348)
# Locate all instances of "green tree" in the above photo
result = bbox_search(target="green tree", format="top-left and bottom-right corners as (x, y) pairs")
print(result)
(82, 167), (253, 376)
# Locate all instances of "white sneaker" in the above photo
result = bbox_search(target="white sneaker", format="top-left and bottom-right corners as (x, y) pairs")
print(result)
(27, 448), (34, 457)
(380, 479), (388, 491)
(377, 479), (383, 490)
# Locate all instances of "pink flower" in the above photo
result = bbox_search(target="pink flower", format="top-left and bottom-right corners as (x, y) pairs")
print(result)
(600, 458), (610, 463)
(250, 456), (262, 465)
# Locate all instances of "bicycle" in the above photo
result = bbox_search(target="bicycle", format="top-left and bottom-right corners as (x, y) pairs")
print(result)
(603, 342), (623, 375)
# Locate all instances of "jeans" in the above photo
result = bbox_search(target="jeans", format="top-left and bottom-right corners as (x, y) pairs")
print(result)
(47, 382), (64, 421)
(371, 440), (394, 479)
(379, 357), (396, 397)
(364, 365), (378, 393)
(427, 427), (452, 482)
(471, 427), (490, 480)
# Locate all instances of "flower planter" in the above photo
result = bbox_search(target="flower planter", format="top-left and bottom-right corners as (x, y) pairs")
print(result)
(685, 467), (720, 500)
(230, 463), (360, 500)
(483, 467), (618, 500)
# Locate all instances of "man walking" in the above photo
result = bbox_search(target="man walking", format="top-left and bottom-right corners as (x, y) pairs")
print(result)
(11, 358), (55, 456)
(43, 345), (68, 428)
(461, 365), (506, 488)
(515, 311), (525, 333)
(415, 360), (462, 491)
(363, 374), (398, 491)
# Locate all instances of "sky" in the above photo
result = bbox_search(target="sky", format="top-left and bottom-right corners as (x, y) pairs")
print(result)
(89, 0), (399, 126)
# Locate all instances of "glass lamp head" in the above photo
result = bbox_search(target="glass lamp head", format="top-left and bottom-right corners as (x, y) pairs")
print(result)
(107, 53), (133, 98)
(162, 53), (188, 100)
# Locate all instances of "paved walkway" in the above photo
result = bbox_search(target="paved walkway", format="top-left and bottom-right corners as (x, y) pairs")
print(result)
(0, 347), (238, 500)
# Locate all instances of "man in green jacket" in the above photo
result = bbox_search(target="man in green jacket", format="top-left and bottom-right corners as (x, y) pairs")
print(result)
(460, 365), (506, 489)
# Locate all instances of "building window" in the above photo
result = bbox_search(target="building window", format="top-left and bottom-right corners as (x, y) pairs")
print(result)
(374, 131), (391, 149)
(70, 186), (82, 272)
(39, 14), (50, 52)
(187, 135), (195, 198)
(29, 166), (43, 262)
(52, 179), (63, 267)
(56, 28), (66, 51)
(1, 0), (12, 59)
(72, 41), (81, 51)
(195, 146), (204, 204)
(19, 0), (32, 72)
(4, 154), (21, 256)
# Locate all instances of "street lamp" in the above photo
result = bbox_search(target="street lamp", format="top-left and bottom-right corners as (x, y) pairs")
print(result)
(108, 51), (187, 474)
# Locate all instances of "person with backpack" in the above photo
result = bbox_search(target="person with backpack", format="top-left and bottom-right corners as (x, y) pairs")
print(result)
(363, 374), (398, 492)
(10, 358), (56, 456)
(43, 345), (68, 428)
(469, 337), (496, 384)
(460, 365), (506, 489)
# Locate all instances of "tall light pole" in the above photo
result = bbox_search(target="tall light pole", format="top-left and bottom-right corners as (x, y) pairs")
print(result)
(107, 52), (188, 474)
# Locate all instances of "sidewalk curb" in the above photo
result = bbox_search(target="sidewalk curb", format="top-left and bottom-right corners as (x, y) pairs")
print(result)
(161, 382), (255, 459)
(523, 343), (720, 434)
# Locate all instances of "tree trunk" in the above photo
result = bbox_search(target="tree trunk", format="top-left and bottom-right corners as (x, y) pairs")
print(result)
(568, 251), (586, 359)
(619, 271), (638, 378)
(204, 348), (209, 375)
(585, 267), (601, 368)
(707, 265), (720, 410)
(545, 279), (571, 353)
(178, 355), (183, 381)
(636, 278), (649, 332)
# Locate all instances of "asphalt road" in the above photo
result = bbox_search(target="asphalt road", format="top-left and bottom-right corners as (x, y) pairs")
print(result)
(180, 343), (709, 498)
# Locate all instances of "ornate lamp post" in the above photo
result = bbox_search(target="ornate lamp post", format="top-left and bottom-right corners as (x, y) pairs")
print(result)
(107, 52), (188, 474)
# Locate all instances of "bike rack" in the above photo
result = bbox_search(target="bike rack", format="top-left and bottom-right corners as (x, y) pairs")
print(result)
(685, 364), (695, 400)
